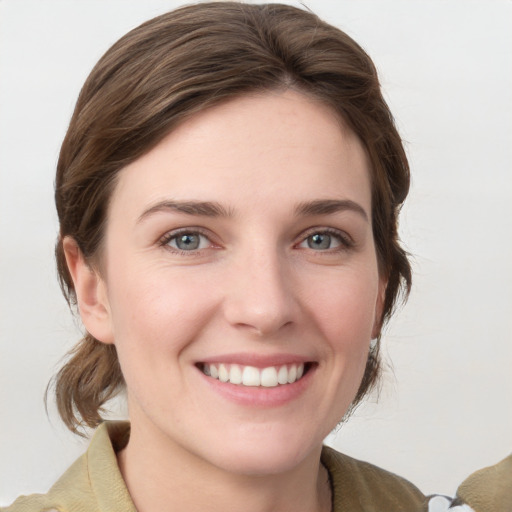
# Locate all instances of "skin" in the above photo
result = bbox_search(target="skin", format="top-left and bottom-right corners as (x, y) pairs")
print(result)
(65, 90), (385, 512)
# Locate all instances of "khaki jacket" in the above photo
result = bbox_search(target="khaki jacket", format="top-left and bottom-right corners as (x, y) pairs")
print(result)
(2, 422), (510, 512)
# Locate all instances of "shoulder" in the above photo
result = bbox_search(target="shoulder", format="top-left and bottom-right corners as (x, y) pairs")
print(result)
(418, 453), (512, 512)
(321, 445), (426, 512)
(0, 454), (92, 512)
(0, 494), (59, 512)
(455, 452), (512, 512)
(1, 422), (132, 512)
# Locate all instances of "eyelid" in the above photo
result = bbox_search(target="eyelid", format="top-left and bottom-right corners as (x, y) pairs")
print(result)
(157, 226), (354, 255)
(158, 227), (218, 253)
(295, 227), (354, 250)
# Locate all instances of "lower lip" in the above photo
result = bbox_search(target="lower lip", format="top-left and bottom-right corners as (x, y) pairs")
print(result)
(197, 365), (316, 407)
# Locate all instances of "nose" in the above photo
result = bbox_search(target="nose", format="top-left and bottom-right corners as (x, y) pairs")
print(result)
(222, 246), (299, 337)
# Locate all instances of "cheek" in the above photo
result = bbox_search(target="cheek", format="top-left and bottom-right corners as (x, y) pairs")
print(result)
(303, 269), (378, 427)
(305, 270), (379, 350)
(105, 265), (222, 413)
(106, 264), (220, 361)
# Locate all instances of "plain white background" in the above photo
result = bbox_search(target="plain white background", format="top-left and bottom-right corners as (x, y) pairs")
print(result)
(0, 0), (511, 504)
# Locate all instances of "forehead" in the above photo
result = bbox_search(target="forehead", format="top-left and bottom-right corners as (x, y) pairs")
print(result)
(110, 90), (372, 218)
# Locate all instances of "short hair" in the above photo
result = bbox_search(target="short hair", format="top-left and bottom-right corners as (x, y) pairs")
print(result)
(52, 1), (411, 433)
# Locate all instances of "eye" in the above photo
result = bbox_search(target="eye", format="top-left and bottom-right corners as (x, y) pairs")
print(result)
(298, 229), (351, 251)
(162, 231), (211, 251)
(305, 233), (337, 250)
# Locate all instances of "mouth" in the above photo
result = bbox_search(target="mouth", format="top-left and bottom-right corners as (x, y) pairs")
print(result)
(197, 362), (314, 387)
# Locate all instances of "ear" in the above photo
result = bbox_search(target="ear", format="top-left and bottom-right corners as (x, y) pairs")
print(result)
(63, 237), (114, 344)
(371, 277), (387, 339)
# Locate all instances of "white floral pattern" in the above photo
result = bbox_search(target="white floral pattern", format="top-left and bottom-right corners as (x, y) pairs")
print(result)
(427, 495), (475, 512)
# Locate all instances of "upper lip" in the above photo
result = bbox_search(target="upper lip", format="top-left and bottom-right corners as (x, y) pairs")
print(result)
(197, 353), (314, 368)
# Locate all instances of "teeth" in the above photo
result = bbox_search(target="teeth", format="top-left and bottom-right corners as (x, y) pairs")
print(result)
(287, 365), (297, 384)
(229, 364), (242, 384)
(260, 367), (278, 387)
(218, 364), (229, 383)
(202, 363), (305, 387)
(277, 365), (288, 385)
(242, 366), (260, 386)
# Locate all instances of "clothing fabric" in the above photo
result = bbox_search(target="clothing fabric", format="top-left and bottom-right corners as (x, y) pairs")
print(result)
(321, 445), (425, 510)
(2, 422), (510, 512)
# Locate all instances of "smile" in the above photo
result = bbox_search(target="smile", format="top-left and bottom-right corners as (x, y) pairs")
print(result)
(200, 363), (307, 387)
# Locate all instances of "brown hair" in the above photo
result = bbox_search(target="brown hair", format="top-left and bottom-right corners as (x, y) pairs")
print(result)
(52, 1), (411, 433)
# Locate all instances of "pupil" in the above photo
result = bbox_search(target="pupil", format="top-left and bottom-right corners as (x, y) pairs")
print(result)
(177, 234), (199, 250)
(308, 233), (330, 250)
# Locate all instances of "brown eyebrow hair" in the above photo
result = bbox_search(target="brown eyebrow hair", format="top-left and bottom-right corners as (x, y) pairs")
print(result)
(294, 199), (369, 221)
(138, 198), (368, 223)
(138, 200), (233, 222)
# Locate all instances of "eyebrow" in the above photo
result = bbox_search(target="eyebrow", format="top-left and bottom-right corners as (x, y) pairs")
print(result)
(137, 198), (368, 223)
(294, 199), (369, 222)
(138, 200), (233, 223)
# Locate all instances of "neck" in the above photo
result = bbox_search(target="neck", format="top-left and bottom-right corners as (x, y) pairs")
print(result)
(117, 421), (331, 512)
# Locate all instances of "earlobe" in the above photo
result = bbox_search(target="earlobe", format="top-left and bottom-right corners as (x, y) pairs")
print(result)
(62, 237), (114, 344)
(371, 278), (387, 339)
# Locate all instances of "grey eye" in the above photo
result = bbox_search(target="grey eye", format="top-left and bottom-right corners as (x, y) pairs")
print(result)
(307, 233), (333, 250)
(172, 233), (202, 250)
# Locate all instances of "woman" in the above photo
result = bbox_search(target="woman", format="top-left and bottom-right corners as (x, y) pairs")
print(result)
(2, 3), (509, 511)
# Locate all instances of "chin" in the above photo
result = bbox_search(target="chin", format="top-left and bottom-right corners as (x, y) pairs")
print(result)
(196, 427), (323, 476)
(211, 450), (312, 476)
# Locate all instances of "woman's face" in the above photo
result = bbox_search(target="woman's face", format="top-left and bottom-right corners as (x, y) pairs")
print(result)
(87, 90), (384, 474)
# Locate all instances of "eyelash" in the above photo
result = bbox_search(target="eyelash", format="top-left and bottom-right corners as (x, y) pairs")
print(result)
(158, 228), (215, 255)
(296, 227), (354, 252)
(158, 227), (354, 255)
